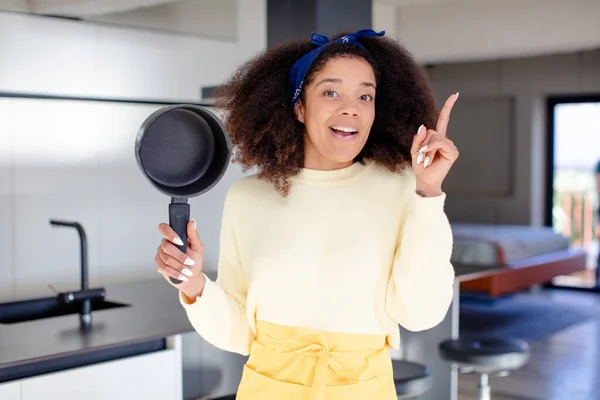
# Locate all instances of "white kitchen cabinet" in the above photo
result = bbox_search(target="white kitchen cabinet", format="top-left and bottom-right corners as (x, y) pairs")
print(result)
(0, 381), (22, 399)
(20, 335), (182, 400)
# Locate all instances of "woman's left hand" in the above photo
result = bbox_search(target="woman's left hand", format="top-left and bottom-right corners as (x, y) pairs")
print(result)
(411, 93), (460, 196)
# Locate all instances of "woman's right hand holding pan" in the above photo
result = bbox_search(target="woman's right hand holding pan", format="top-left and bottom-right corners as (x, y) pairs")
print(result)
(155, 219), (206, 300)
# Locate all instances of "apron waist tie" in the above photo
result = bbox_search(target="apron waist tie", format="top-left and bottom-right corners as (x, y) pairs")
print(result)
(254, 321), (386, 399)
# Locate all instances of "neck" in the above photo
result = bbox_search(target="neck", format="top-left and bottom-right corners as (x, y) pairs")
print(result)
(303, 141), (353, 171)
(294, 158), (368, 183)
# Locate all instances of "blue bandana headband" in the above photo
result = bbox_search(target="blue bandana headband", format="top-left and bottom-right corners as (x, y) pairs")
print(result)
(288, 29), (386, 107)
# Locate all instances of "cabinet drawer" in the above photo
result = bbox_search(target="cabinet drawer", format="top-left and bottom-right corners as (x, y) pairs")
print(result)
(0, 381), (21, 400)
(21, 349), (179, 400)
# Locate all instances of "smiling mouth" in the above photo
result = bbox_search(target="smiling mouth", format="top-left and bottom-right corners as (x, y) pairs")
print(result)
(329, 126), (358, 138)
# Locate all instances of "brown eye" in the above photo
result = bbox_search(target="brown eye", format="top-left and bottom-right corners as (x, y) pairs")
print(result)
(361, 94), (373, 101)
(323, 90), (338, 97)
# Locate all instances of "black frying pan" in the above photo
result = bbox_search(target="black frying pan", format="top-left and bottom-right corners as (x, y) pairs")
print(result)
(135, 104), (231, 284)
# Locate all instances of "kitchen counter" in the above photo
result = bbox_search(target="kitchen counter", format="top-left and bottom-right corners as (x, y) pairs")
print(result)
(0, 278), (193, 383)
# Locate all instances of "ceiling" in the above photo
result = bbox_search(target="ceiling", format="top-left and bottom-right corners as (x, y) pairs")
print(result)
(3, 0), (420, 18)
(3, 0), (592, 19)
(374, 0), (451, 5)
(3, 0), (184, 17)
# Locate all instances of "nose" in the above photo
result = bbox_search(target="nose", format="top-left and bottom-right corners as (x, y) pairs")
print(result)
(338, 99), (360, 117)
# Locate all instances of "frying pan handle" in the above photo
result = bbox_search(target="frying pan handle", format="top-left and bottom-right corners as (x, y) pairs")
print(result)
(169, 202), (190, 285)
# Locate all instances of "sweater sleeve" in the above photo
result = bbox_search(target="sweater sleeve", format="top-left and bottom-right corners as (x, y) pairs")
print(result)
(178, 184), (254, 355)
(385, 186), (455, 332)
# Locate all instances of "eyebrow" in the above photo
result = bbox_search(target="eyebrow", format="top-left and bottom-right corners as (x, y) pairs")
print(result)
(315, 77), (376, 89)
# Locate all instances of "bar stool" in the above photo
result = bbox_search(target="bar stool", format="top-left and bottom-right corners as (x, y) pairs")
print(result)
(438, 336), (530, 400)
(392, 359), (433, 399)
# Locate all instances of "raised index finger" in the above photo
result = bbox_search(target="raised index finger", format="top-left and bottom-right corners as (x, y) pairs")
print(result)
(436, 92), (459, 137)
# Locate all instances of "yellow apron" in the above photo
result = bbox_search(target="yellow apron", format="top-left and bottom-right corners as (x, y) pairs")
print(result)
(236, 320), (398, 399)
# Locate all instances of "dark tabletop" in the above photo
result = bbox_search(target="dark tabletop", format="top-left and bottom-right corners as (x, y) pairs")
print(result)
(0, 277), (194, 371)
(453, 264), (507, 282)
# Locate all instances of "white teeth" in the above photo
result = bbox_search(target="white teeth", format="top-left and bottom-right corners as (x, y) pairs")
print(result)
(331, 126), (357, 133)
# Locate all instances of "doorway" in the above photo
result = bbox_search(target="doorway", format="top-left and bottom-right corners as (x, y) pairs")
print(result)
(546, 95), (600, 290)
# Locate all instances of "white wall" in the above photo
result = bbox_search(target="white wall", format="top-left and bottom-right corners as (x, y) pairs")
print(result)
(426, 50), (600, 226)
(0, 11), (237, 101)
(395, 0), (600, 64)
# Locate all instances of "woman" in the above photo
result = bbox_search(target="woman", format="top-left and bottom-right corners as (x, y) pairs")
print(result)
(154, 29), (459, 399)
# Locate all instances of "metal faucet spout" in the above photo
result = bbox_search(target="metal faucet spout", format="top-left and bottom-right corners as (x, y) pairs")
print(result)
(49, 219), (92, 330)
(49, 219), (88, 291)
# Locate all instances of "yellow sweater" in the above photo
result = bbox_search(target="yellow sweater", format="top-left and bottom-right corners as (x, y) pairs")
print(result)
(179, 159), (455, 355)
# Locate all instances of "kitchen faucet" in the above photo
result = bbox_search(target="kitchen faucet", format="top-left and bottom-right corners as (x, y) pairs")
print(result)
(49, 219), (106, 330)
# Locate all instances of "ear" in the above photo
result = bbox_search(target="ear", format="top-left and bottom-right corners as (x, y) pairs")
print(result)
(294, 100), (305, 123)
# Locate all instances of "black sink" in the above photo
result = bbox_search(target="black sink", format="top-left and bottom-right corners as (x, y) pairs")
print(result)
(0, 295), (129, 324)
